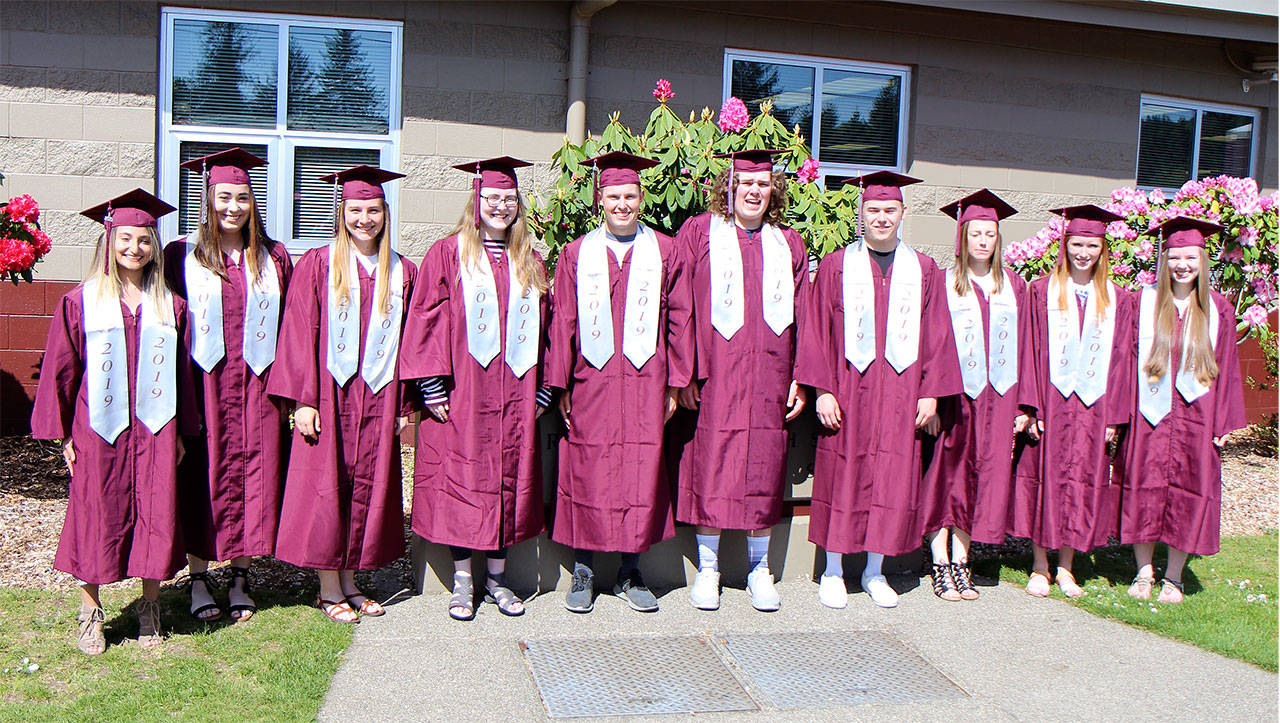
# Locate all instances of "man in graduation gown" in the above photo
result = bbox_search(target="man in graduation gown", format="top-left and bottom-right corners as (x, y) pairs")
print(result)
(547, 151), (695, 613)
(670, 149), (809, 612)
(795, 171), (962, 609)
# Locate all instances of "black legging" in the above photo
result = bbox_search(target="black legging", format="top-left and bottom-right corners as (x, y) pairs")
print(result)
(449, 546), (508, 563)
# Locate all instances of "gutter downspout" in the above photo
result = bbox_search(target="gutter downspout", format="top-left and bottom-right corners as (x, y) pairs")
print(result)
(566, 0), (616, 145)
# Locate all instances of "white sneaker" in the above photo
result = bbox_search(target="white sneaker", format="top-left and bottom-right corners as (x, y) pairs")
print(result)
(861, 574), (899, 608)
(746, 567), (781, 611)
(818, 574), (847, 609)
(689, 570), (720, 610)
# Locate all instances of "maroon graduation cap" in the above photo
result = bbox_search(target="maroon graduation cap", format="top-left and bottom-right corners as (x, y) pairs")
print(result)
(842, 170), (922, 203)
(940, 188), (1018, 255)
(451, 156), (532, 227)
(586, 151), (659, 207)
(319, 165), (405, 201)
(1049, 204), (1125, 239)
(81, 188), (176, 272)
(1153, 215), (1224, 250)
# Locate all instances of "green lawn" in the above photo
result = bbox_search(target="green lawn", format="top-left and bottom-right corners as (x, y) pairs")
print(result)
(0, 585), (353, 721)
(975, 532), (1279, 671)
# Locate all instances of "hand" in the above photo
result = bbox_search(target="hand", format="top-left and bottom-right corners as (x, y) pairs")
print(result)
(677, 382), (701, 410)
(1104, 425), (1117, 444)
(785, 381), (807, 422)
(295, 405), (321, 441)
(427, 401), (450, 423)
(176, 435), (186, 463)
(915, 397), (940, 436)
(664, 386), (679, 423)
(1016, 414), (1041, 441)
(61, 439), (75, 475)
(815, 392), (842, 430)
(396, 416), (409, 433)
(1212, 436), (1225, 450)
(558, 389), (573, 431)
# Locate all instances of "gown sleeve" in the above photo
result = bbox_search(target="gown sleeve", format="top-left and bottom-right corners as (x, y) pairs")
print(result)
(918, 259), (963, 400)
(663, 235), (695, 390)
(399, 239), (454, 383)
(545, 243), (579, 391)
(793, 251), (840, 395)
(1212, 295), (1248, 438)
(266, 249), (323, 408)
(30, 293), (84, 440)
(1105, 287), (1135, 427)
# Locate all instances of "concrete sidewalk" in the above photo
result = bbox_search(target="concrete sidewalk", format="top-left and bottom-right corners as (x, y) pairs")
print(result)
(319, 576), (1276, 722)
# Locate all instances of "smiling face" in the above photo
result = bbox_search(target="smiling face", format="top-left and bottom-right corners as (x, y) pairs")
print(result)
(112, 225), (155, 275)
(1064, 235), (1103, 274)
(733, 170), (772, 228)
(479, 187), (520, 238)
(343, 198), (386, 246)
(600, 184), (641, 236)
(1166, 247), (1202, 288)
(212, 183), (253, 236)
(965, 220), (999, 266)
(861, 199), (905, 244)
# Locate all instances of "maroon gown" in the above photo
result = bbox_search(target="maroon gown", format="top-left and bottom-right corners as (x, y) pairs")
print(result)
(795, 247), (963, 556)
(1010, 277), (1134, 552)
(1117, 291), (1246, 555)
(670, 213), (809, 530)
(401, 235), (548, 551)
(164, 240), (293, 562)
(267, 247), (416, 571)
(921, 268), (1032, 544)
(546, 230), (695, 553)
(31, 288), (200, 585)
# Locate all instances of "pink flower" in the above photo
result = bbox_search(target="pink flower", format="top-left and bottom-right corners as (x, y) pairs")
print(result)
(3, 194), (39, 224)
(1148, 188), (1166, 205)
(1137, 239), (1154, 260)
(1113, 263), (1134, 276)
(1136, 270), (1157, 286)
(1238, 226), (1259, 247)
(29, 227), (51, 256)
(797, 158), (820, 184)
(1242, 304), (1268, 328)
(718, 97), (749, 133)
(652, 79), (674, 103)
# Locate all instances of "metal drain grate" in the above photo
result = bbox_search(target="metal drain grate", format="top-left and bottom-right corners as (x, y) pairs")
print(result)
(521, 635), (757, 718)
(722, 630), (966, 709)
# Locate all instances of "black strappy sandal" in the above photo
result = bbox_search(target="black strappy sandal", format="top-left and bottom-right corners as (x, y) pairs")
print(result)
(950, 562), (980, 600)
(227, 566), (257, 622)
(186, 571), (224, 622)
(483, 573), (525, 617)
(930, 563), (962, 601)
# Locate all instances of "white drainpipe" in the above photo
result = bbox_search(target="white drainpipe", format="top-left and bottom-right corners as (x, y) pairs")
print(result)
(566, 0), (616, 144)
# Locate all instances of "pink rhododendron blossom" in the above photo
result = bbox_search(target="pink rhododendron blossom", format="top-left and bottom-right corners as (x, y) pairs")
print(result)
(652, 79), (675, 102)
(1110, 249), (1124, 261)
(718, 97), (749, 132)
(1148, 188), (1165, 205)
(1243, 304), (1268, 328)
(1113, 263), (1133, 276)
(1222, 247), (1245, 262)
(1137, 239), (1154, 260)
(797, 158), (820, 183)
(1239, 226), (1259, 247)
(3, 194), (39, 224)
(1136, 270), (1156, 286)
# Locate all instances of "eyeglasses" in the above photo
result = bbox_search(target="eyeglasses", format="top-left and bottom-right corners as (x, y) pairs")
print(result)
(482, 195), (519, 208)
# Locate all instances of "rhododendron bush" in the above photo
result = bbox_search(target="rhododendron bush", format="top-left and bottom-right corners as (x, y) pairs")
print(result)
(528, 81), (864, 265)
(0, 194), (52, 284)
(1005, 176), (1279, 344)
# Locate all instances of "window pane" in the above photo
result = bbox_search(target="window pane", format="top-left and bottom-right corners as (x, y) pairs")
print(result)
(293, 146), (382, 241)
(1197, 111), (1253, 179)
(820, 71), (900, 167)
(288, 28), (392, 134)
(177, 141), (270, 236)
(172, 19), (278, 128)
(1136, 103), (1195, 188)
(731, 60), (815, 146)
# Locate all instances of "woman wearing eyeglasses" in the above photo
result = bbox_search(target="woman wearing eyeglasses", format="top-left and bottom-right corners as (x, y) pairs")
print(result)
(401, 158), (552, 620)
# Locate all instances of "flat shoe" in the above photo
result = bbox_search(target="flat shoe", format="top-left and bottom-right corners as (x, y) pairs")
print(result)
(746, 567), (780, 612)
(1127, 575), (1155, 600)
(77, 606), (106, 655)
(689, 570), (720, 611)
(316, 597), (359, 624)
(345, 593), (386, 617)
(818, 575), (847, 609)
(861, 574), (899, 608)
(1025, 570), (1051, 597)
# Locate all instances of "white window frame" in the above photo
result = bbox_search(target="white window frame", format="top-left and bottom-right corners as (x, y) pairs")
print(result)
(158, 7), (403, 252)
(722, 48), (911, 183)
(1135, 93), (1260, 192)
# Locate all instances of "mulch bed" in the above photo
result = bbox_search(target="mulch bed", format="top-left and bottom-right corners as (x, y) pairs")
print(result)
(1, 429), (1274, 591)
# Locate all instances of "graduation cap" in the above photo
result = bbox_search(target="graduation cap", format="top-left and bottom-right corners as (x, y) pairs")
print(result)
(842, 170), (922, 204)
(1049, 204), (1125, 239)
(714, 149), (786, 215)
(940, 188), (1017, 255)
(80, 189), (176, 273)
(179, 147), (267, 224)
(451, 156), (533, 227)
(585, 151), (659, 207)
(1153, 215), (1223, 251)
(319, 164), (405, 202)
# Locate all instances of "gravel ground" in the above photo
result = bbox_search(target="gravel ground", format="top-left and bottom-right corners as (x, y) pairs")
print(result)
(1, 428), (1274, 592)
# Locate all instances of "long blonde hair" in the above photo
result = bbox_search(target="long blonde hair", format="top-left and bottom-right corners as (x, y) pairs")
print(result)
(192, 184), (271, 283)
(451, 192), (549, 295)
(952, 220), (1005, 297)
(1141, 247), (1218, 386)
(86, 225), (174, 325)
(331, 198), (393, 314)
(1051, 234), (1112, 320)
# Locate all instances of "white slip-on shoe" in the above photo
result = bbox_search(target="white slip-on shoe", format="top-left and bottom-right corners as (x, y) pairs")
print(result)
(746, 567), (781, 611)
(817, 574), (848, 609)
(861, 574), (899, 608)
(689, 570), (720, 610)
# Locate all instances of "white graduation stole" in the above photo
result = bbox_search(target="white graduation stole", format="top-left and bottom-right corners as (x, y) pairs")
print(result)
(1137, 286), (1219, 424)
(458, 242), (541, 378)
(185, 240), (281, 375)
(842, 240), (922, 373)
(326, 247), (405, 392)
(945, 269), (1019, 398)
(1047, 277), (1115, 407)
(708, 215), (794, 339)
(83, 279), (178, 443)
(577, 225), (662, 370)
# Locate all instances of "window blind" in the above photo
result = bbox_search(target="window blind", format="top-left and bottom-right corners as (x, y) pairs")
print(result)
(171, 19), (278, 129)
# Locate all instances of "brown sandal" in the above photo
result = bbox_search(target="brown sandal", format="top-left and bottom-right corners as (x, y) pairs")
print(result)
(316, 597), (359, 624)
(135, 598), (164, 649)
(77, 606), (106, 655)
